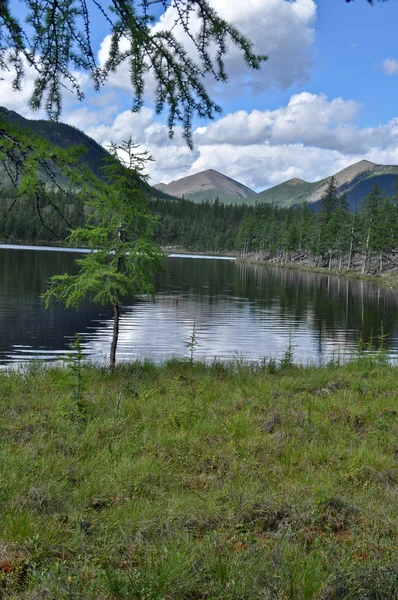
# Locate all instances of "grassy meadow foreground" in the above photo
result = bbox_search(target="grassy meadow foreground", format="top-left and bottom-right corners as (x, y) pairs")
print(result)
(1, 356), (398, 599)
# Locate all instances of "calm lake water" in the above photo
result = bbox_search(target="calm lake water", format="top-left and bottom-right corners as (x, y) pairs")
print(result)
(1, 245), (397, 367)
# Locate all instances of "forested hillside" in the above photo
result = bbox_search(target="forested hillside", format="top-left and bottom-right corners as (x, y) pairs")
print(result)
(0, 107), (110, 180)
(2, 177), (398, 274)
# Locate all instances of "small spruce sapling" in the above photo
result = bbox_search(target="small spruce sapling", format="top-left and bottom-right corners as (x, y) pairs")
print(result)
(44, 138), (164, 374)
(185, 321), (199, 365)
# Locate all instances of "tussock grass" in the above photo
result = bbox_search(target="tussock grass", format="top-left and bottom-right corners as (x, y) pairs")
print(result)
(1, 356), (398, 598)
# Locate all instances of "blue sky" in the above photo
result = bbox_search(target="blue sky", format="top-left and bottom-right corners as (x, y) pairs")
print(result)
(4, 0), (398, 191)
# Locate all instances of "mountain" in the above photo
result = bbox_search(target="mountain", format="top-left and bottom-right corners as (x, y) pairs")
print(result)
(253, 160), (398, 209)
(154, 169), (256, 203)
(0, 107), (171, 198)
(157, 160), (398, 209)
(0, 106), (111, 180)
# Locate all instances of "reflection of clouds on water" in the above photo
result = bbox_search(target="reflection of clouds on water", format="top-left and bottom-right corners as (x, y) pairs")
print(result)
(81, 294), (367, 366)
(2, 249), (398, 367)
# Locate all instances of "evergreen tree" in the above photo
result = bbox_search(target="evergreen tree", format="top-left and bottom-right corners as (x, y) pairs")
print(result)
(361, 184), (383, 273)
(44, 139), (164, 374)
(319, 176), (340, 257)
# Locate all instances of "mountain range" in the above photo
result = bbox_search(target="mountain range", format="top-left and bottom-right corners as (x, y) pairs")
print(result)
(2, 106), (398, 209)
(156, 159), (398, 209)
(254, 160), (398, 209)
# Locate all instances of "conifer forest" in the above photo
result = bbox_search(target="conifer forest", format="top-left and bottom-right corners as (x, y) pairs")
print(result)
(2, 177), (398, 274)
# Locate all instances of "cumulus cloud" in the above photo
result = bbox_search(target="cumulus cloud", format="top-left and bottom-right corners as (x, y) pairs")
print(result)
(382, 58), (398, 75)
(194, 92), (398, 156)
(0, 62), (44, 118)
(97, 0), (316, 99)
(63, 90), (398, 191)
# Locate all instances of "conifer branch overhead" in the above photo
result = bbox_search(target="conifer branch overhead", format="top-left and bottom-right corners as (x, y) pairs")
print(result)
(0, 0), (267, 145)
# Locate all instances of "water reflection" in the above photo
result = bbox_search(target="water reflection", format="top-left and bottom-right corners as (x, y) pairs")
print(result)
(0, 247), (397, 366)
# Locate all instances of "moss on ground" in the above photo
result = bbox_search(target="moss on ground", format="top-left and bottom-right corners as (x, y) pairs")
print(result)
(1, 356), (398, 598)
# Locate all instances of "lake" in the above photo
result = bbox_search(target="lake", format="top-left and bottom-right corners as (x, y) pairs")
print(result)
(1, 245), (397, 367)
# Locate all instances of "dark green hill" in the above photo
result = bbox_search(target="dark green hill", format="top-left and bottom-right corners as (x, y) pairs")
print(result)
(253, 177), (317, 207)
(0, 107), (171, 198)
(0, 106), (109, 179)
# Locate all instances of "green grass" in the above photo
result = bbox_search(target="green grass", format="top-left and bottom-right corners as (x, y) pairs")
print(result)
(1, 356), (398, 598)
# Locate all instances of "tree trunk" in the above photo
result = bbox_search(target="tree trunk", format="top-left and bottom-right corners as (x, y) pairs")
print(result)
(315, 228), (321, 267)
(328, 251), (332, 270)
(362, 250), (367, 274)
(362, 213), (373, 274)
(379, 252), (383, 272)
(347, 213), (356, 271)
(338, 250), (343, 271)
(109, 296), (120, 375)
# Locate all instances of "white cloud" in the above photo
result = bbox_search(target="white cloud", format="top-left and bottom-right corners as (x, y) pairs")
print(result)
(194, 92), (398, 156)
(62, 90), (398, 192)
(0, 62), (44, 118)
(97, 0), (316, 100)
(382, 58), (398, 75)
(194, 93), (362, 151)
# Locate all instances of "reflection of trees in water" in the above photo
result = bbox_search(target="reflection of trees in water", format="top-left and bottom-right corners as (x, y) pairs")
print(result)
(2, 250), (398, 364)
(0, 249), (111, 359)
(239, 263), (398, 351)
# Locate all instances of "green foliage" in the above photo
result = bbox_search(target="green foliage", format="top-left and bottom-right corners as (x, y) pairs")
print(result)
(185, 322), (200, 365)
(0, 1), (266, 146)
(44, 139), (162, 306)
(280, 336), (296, 369)
(60, 334), (87, 421)
(43, 138), (164, 372)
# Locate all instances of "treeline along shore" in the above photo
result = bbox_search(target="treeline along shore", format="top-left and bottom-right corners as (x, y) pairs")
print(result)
(2, 176), (398, 279)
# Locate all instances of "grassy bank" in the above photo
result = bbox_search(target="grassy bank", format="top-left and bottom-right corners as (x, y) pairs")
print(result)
(1, 357), (398, 599)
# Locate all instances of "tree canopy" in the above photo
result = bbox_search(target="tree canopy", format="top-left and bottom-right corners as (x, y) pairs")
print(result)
(0, 0), (267, 146)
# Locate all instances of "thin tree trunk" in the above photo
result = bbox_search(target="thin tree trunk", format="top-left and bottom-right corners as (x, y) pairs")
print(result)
(109, 295), (120, 375)
(379, 252), (383, 272)
(328, 251), (332, 270)
(362, 213), (373, 274)
(316, 229), (321, 267)
(339, 250), (343, 271)
(347, 213), (356, 271)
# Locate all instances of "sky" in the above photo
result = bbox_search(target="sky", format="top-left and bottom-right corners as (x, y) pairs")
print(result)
(3, 0), (398, 191)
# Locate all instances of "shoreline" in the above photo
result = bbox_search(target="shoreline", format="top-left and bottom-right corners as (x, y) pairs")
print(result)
(239, 253), (398, 290)
(0, 241), (238, 258)
(2, 240), (398, 289)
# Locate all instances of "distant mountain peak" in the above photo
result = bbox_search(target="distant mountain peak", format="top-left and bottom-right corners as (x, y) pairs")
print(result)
(254, 158), (398, 210)
(286, 178), (308, 186)
(153, 169), (255, 203)
(351, 159), (375, 169)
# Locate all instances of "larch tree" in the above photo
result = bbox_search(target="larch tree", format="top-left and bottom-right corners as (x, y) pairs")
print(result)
(43, 138), (164, 374)
(0, 0), (267, 146)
